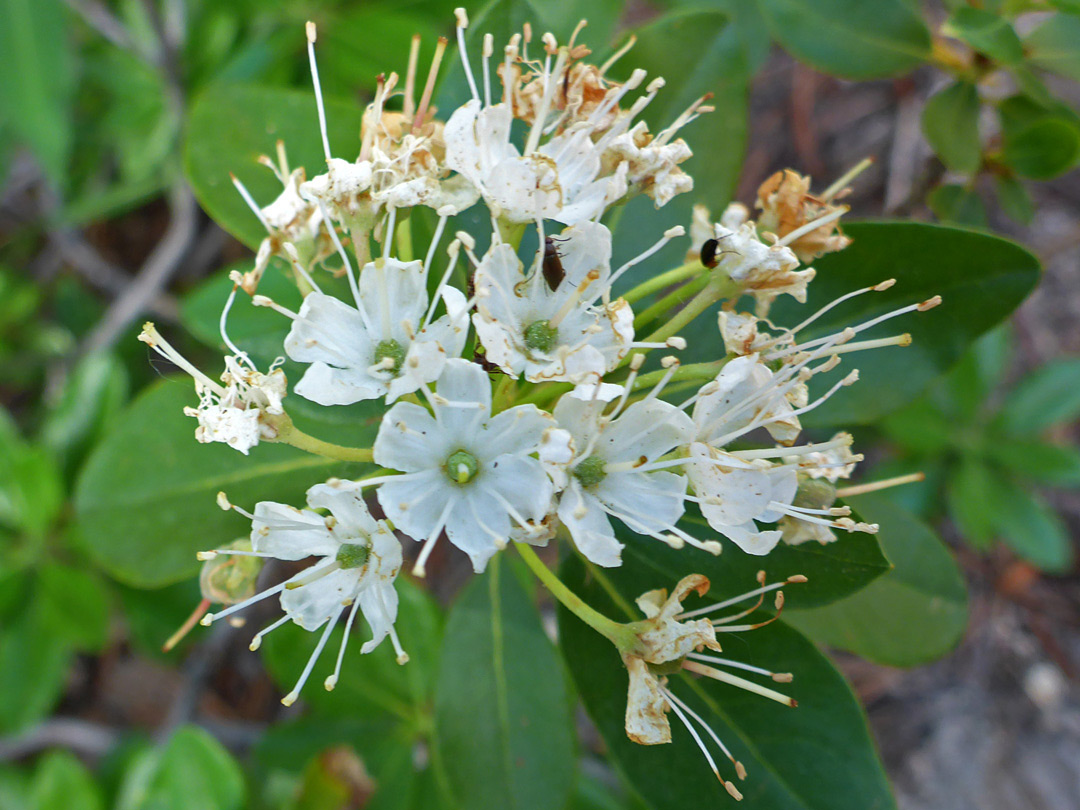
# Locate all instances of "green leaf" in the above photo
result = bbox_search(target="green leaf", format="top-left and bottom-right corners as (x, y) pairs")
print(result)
(116, 726), (246, 810)
(921, 82), (982, 173)
(927, 183), (988, 228)
(987, 439), (1080, 487)
(433, 560), (577, 810)
(0, 601), (72, 734)
(0, 421), (64, 538)
(1002, 116), (1080, 180)
(39, 351), (129, 476)
(623, 515), (890, 611)
(558, 554), (896, 810)
(947, 458), (1000, 548)
(944, 8), (1023, 64)
(184, 83), (365, 250)
(990, 488), (1074, 573)
(757, 0), (930, 79)
(994, 174), (1034, 225)
(881, 396), (955, 454)
(1025, 13), (1080, 81)
(943, 323), (1012, 420)
(769, 222), (1040, 426)
(996, 357), (1080, 434)
(785, 494), (968, 667)
(0, 0), (74, 186)
(37, 562), (111, 653)
(262, 578), (443, 720)
(30, 750), (104, 810)
(73, 380), (370, 587)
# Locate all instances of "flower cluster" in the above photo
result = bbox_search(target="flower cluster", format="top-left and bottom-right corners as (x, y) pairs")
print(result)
(155, 9), (939, 796)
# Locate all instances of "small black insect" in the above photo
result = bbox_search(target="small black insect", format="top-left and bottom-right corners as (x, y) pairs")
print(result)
(542, 236), (566, 290)
(700, 237), (720, 268)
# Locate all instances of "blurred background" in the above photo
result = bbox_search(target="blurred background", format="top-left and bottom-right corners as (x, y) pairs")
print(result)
(1, 1), (1079, 808)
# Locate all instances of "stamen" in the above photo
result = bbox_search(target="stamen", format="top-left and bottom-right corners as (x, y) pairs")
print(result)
(249, 614), (291, 651)
(687, 653), (793, 683)
(285, 561), (342, 590)
(681, 572), (804, 619)
(731, 434), (851, 461)
(761, 279), (895, 349)
(835, 471), (924, 498)
(547, 270), (600, 328)
(599, 34), (636, 76)
(282, 243), (324, 294)
(524, 47), (569, 155)
(229, 174), (271, 232)
(404, 33), (421, 120)
(138, 323), (226, 396)
(775, 206), (848, 248)
(821, 157), (874, 202)
(163, 598), (212, 652)
(454, 8), (480, 102)
(682, 660), (797, 707)
(826, 333), (911, 355)
(282, 604), (344, 705)
(325, 598), (362, 690)
(482, 33), (494, 107)
(655, 93), (714, 146)
(413, 499), (455, 577)
(663, 687), (746, 792)
(595, 226), (685, 305)
(662, 687), (741, 798)
(305, 21), (332, 162)
(201, 581), (288, 626)
(414, 37), (448, 131)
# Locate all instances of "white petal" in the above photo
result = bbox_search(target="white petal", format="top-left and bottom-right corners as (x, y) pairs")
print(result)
(251, 502), (337, 559)
(305, 483), (379, 536)
(599, 400), (694, 465)
(295, 361), (388, 406)
(281, 564), (360, 631)
(557, 484), (623, 567)
(596, 470), (686, 536)
(374, 402), (450, 472)
(484, 405), (553, 457)
(482, 455), (554, 527)
(358, 581), (398, 653)
(376, 468), (455, 544)
(444, 485), (510, 572)
(357, 258), (428, 344)
(433, 358), (492, 437)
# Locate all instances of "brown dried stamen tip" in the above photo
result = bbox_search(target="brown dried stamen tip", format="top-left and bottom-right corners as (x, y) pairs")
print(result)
(772, 673), (794, 683)
(305, 20), (317, 44)
(873, 278), (897, 291)
(917, 295), (943, 312)
(756, 570), (767, 585)
(786, 574), (808, 584)
(774, 591), (785, 610)
(735, 761), (748, 780)
(724, 780), (744, 801)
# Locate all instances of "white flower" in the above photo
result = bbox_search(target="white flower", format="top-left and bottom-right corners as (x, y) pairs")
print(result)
(551, 386), (699, 567)
(618, 572), (801, 797)
(692, 355), (804, 447)
(373, 359), (555, 574)
(472, 221), (633, 383)
(269, 256), (468, 405)
(138, 316), (286, 456)
(445, 98), (628, 225)
(755, 169), (852, 263)
(601, 120), (694, 207)
(199, 483), (406, 705)
(686, 444), (797, 555)
(711, 221), (814, 311)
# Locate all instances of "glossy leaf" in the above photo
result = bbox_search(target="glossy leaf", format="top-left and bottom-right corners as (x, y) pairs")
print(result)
(74, 380), (369, 587)
(0, 0), (74, 186)
(995, 357), (1080, 434)
(1025, 14), (1080, 82)
(30, 751), (103, 810)
(757, 0), (930, 79)
(184, 83), (365, 250)
(558, 554), (896, 810)
(433, 560), (576, 810)
(769, 222), (1041, 426)
(116, 726), (245, 810)
(944, 8), (1023, 64)
(623, 514), (890, 611)
(786, 494), (968, 667)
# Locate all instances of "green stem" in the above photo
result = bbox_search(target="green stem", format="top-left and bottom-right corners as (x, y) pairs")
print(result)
(515, 544), (638, 649)
(265, 413), (374, 463)
(631, 359), (726, 392)
(641, 281), (731, 346)
(633, 275), (710, 330)
(622, 261), (704, 305)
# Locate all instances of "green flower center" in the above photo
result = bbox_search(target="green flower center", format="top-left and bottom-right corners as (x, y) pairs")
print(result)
(573, 456), (607, 489)
(373, 338), (406, 375)
(445, 450), (480, 484)
(335, 543), (370, 569)
(524, 320), (559, 353)
(792, 478), (837, 511)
